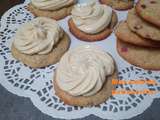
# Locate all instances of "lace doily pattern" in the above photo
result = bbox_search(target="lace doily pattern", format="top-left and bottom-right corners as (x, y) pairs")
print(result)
(0, 0), (160, 119)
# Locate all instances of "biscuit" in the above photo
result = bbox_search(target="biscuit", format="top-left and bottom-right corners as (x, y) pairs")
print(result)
(28, 3), (74, 20)
(68, 11), (118, 42)
(115, 21), (160, 47)
(99, 0), (134, 10)
(117, 39), (160, 70)
(11, 33), (70, 68)
(127, 8), (160, 41)
(136, 0), (160, 28)
(53, 67), (117, 107)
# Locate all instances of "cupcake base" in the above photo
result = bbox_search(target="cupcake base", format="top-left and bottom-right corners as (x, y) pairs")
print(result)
(99, 0), (134, 11)
(27, 3), (74, 20)
(11, 32), (70, 68)
(68, 11), (118, 42)
(53, 68), (117, 107)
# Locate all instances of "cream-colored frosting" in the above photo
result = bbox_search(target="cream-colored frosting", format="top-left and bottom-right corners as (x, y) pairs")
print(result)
(31, 0), (75, 11)
(71, 2), (112, 34)
(56, 45), (115, 97)
(13, 17), (63, 55)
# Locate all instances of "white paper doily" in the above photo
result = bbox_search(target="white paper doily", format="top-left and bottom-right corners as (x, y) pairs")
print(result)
(0, 0), (160, 119)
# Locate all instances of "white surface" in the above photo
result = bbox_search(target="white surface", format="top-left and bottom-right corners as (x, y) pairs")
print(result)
(0, 0), (160, 119)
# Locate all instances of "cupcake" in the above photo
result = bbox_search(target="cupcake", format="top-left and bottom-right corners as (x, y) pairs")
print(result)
(54, 45), (117, 106)
(11, 17), (70, 68)
(99, 0), (134, 11)
(68, 2), (118, 42)
(28, 0), (77, 20)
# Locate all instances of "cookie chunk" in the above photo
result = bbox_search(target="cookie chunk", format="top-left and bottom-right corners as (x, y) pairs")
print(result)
(127, 8), (160, 41)
(100, 0), (134, 10)
(117, 39), (160, 70)
(136, 0), (160, 27)
(115, 21), (160, 47)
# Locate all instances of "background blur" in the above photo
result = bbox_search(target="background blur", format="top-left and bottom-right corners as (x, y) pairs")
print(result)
(0, 0), (160, 120)
(0, 0), (23, 16)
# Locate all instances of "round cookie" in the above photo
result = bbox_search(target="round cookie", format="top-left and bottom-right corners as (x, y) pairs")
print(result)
(68, 11), (118, 42)
(53, 67), (117, 107)
(127, 8), (160, 41)
(28, 3), (74, 20)
(115, 21), (160, 47)
(117, 39), (160, 70)
(11, 33), (70, 68)
(136, 0), (160, 28)
(99, 0), (134, 10)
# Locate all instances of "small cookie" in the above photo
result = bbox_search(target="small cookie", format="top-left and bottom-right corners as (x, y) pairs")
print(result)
(115, 21), (160, 47)
(99, 0), (134, 10)
(11, 33), (70, 68)
(54, 69), (117, 107)
(127, 8), (160, 41)
(136, 0), (160, 28)
(68, 11), (118, 42)
(117, 39), (160, 70)
(28, 3), (74, 20)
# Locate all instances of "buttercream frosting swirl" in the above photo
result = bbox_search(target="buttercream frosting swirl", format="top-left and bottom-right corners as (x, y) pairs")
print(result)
(13, 17), (63, 55)
(71, 2), (112, 34)
(56, 45), (115, 97)
(31, 0), (75, 11)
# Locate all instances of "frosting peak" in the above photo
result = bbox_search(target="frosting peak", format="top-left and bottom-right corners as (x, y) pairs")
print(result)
(71, 3), (112, 34)
(56, 45), (115, 97)
(31, 0), (75, 11)
(13, 17), (63, 55)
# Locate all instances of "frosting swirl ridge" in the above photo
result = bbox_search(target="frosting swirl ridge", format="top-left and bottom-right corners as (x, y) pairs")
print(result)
(71, 2), (112, 34)
(56, 45), (115, 96)
(31, 0), (75, 11)
(13, 17), (63, 55)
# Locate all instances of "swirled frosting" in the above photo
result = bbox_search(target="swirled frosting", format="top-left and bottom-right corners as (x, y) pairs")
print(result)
(31, 0), (75, 11)
(56, 45), (115, 97)
(71, 2), (112, 34)
(13, 17), (63, 55)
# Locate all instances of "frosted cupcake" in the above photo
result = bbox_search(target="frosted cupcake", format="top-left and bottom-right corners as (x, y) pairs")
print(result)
(11, 17), (70, 68)
(68, 2), (118, 42)
(28, 0), (77, 20)
(54, 45), (117, 106)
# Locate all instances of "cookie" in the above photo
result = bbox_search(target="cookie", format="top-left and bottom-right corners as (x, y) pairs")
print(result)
(117, 39), (160, 70)
(136, 0), (160, 28)
(53, 68), (117, 107)
(127, 8), (160, 41)
(68, 11), (118, 42)
(28, 3), (74, 20)
(115, 21), (160, 47)
(11, 33), (70, 68)
(99, 0), (134, 10)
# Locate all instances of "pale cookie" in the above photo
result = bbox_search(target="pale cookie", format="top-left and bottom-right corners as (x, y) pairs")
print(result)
(68, 11), (118, 42)
(100, 0), (134, 10)
(117, 39), (160, 70)
(53, 67), (117, 107)
(115, 21), (160, 47)
(11, 33), (70, 68)
(127, 8), (160, 41)
(136, 0), (160, 28)
(28, 3), (74, 20)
